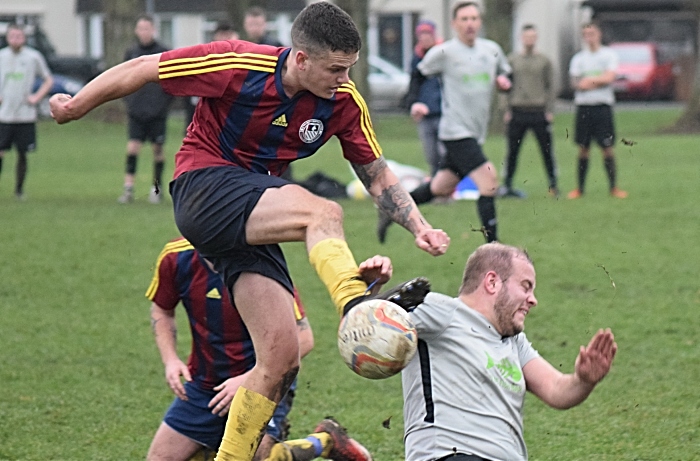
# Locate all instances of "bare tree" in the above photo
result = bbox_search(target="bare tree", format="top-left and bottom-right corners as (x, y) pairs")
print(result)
(673, 4), (700, 132)
(103, 0), (145, 68)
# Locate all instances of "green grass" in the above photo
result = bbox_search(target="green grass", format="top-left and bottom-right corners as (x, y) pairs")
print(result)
(0, 107), (698, 460)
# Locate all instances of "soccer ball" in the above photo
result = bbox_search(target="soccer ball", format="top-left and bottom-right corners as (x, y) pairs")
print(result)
(337, 299), (418, 379)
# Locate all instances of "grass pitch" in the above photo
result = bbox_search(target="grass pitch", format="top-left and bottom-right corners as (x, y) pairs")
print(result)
(0, 106), (697, 460)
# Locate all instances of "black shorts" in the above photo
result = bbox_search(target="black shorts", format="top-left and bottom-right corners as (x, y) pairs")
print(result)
(0, 123), (36, 153)
(437, 454), (491, 461)
(128, 116), (167, 144)
(170, 166), (293, 294)
(439, 138), (488, 179)
(575, 104), (615, 148)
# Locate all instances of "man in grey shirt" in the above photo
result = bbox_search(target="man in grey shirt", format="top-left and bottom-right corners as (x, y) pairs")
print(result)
(378, 2), (511, 244)
(567, 22), (627, 200)
(0, 23), (53, 200)
(402, 243), (617, 461)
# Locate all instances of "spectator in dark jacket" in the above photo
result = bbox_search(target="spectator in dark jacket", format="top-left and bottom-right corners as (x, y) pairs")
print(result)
(119, 15), (173, 204)
(404, 20), (444, 176)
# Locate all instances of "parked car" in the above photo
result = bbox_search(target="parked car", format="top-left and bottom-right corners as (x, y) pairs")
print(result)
(368, 55), (410, 111)
(610, 42), (675, 100)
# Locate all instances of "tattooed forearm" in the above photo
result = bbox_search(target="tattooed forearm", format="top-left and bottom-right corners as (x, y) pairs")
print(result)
(377, 184), (417, 233)
(296, 317), (311, 331)
(352, 158), (419, 234)
(351, 157), (386, 189)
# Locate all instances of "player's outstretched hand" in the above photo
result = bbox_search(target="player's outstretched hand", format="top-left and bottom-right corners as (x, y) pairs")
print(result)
(575, 328), (617, 385)
(164, 358), (192, 401)
(209, 374), (248, 416)
(415, 228), (450, 256)
(358, 255), (393, 295)
(49, 93), (73, 124)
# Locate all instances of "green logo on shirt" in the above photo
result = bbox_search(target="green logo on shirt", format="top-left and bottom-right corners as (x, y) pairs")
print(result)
(486, 352), (523, 393)
(462, 72), (490, 85)
(5, 71), (25, 80)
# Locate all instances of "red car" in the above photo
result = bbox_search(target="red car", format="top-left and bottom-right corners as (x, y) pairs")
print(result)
(610, 42), (675, 100)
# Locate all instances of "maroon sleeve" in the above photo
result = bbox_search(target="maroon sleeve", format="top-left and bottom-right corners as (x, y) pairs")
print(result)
(335, 84), (383, 165)
(146, 251), (181, 311)
(158, 41), (236, 98)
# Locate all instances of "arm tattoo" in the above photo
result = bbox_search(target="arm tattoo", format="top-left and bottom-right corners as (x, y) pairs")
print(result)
(296, 317), (311, 331)
(150, 307), (177, 341)
(352, 158), (418, 233)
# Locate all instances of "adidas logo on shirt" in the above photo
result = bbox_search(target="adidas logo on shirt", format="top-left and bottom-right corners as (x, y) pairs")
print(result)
(206, 288), (221, 299)
(272, 114), (288, 127)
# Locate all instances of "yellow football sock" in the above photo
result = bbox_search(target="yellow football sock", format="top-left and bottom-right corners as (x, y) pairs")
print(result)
(265, 443), (293, 461)
(215, 386), (277, 461)
(308, 238), (367, 316)
(283, 433), (333, 460)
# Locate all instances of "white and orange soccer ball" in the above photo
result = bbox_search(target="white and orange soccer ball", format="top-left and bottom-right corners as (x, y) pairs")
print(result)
(337, 299), (418, 379)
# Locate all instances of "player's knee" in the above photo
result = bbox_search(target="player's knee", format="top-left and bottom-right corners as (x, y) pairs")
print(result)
(316, 197), (344, 224)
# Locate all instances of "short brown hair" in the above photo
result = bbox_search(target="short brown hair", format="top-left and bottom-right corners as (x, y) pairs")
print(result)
(453, 1), (481, 19)
(291, 2), (361, 57)
(459, 243), (532, 295)
(245, 6), (266, 19)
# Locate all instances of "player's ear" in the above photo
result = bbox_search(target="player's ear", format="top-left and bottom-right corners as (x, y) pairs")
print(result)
(483, 271), (500, 295)
(294, 50), (308, 71)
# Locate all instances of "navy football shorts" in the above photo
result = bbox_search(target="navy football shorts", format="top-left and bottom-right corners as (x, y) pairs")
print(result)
(440, 138), (488, 179)
(170, 165), (294, 295)
(575, 104), (615, 148)
(0, 123), (36, 153)
(127, 116), (166, 144)
(163, 380), (297, 449)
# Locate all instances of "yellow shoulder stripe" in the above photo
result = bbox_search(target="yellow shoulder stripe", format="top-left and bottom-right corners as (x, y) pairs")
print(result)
(336, 82), (382, 158)
(145, 239), (195, 300)
(293, 298), (302, 321)
(160, 52), (277, 79)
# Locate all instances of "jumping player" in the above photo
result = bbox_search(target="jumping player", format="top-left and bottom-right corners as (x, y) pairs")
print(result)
(49, 3), (448, 460)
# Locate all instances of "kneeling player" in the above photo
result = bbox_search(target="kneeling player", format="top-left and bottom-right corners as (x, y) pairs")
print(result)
(145, 237), (372, 461)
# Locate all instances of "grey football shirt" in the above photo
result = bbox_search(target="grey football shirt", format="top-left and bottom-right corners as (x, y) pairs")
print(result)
(569, 46), (618, 106)
(402, 292), (540, 461)
(0, 46), (52, 123)
(418, 37), (511, 144)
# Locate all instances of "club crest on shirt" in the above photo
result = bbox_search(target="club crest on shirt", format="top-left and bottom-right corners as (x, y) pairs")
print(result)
(299, 119), (324, 144)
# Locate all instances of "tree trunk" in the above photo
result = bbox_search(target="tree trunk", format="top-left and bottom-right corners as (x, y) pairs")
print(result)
(673, 52), (700, 132)
(96, 0), (145, 123)
(103, 0), (145, 68)
(336, 0), (370, 103)
(672, 4), (700, 132)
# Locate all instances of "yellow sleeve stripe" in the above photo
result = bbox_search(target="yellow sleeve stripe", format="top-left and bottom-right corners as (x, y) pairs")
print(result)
(145, 239), (195, 300)
(293, 298), (302, 321)
(160, 51), (278, 67)
(161, 63), (275, 79)
(337, 82), (382, 158)
(159, 52), (277, 79)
